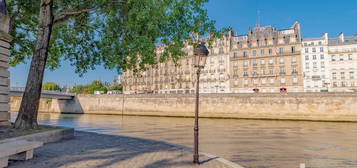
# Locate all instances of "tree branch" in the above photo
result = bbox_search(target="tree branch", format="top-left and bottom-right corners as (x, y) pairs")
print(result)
(53, 7), (98, 27)
(9, 6), (20, 33)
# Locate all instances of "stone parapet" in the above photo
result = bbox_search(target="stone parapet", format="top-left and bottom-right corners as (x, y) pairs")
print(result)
(10, 92), (357, 122)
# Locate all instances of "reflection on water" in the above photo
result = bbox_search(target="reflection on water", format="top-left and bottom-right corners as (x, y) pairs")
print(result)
(11, 113), (357, 168)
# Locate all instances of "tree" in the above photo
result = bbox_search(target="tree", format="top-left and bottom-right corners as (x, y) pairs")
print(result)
(42, 82), (60, 91)
(87, 80), (107, 94)
(7, 0), (223, 129)
(108, 84), (122, 91)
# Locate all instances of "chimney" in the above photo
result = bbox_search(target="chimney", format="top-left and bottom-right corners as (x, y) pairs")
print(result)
(323, 33), (328, 42)
(338, 32), (344, 42)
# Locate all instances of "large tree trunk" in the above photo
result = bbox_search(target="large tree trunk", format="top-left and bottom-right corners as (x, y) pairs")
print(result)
(14, 0), (53, 129)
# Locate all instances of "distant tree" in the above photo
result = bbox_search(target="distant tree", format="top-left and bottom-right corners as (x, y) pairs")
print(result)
(108, 84), (122, 91)
(7, 0), (224, 129)
(69, 85), (85, 94)
(88, 80), (107, 94)
(42, 82), (60, 91)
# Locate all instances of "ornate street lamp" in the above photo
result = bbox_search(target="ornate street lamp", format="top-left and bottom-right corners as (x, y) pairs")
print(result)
(193, 43), (209, 164)
(0, 0), (6, 15)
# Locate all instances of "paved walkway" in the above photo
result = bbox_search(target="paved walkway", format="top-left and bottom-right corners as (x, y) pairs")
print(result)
(9, 131), (242, 168)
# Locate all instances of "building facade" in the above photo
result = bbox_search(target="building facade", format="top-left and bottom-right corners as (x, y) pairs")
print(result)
(229, 22), (303, 93)
(328, 33), (357, 92)
(302, 33), (330, 92)
(122, 37), (232, 94)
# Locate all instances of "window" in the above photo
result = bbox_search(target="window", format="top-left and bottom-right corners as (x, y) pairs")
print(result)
(313, 62), (317, 68)
(243, 71), (248, 76)
(269, 58), (274, 64)
(279, 57), (285, 64)
(243, 51), (248, 58)
(292, 66), (298, 74)
(305, 48), (309, 53)
(233, 71), (238, 78)
(219, 48), (224, 54)
(261, 49), (265, 55)
(320, 54), (324, 59)
(341, 72), (345, 79)
(304, 43), (307, 46)
(312, 48), (316, 52)
(233, 62), (238, 67)
(350, 72), (354, 79)
(279, 48), (284, 54)
(311, 42), (315, 46)
(331, 55), (336, 61)
(340, 54), (344, 61)
(305, 63), (310, 69)
(252, 60), (257, 66)
(348, 54), (353, 60)
(291, 46), (295, 53)
(268, 69), (273, 75)
(332, 72), (337, 79)
(280, 67), (286, 74)
(244, 61), (248, 66)
(293, 77), (298, 83)
(321, 61), (325, 68)
(318, 41), (322, 45)
(320, 47), (324, 52)
(252, 70), (257, 76)
(305, 56), (309, 60)
(252, 50), (257, 56)
(261, 59), (265, 65)
(313, 55), (317, 60)
(244, 80), (248, 85)
(292, 56), (297, 63)
(268, 49), (272, 55)
(270, 78), (274, 84)
(280, 78), (286, 84)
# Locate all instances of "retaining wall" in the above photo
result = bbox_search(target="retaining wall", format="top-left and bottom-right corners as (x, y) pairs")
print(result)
(9, 93), (357, 122)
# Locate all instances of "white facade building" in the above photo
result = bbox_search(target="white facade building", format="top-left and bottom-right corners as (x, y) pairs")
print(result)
(302, 33), (330, 92)
(328, 33), (357, 92)
(200, 37), (231, 93)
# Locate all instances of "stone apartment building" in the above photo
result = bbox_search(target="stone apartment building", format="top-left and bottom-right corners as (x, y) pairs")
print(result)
(229, 22), (303, 93)
(301, 33), (330, 92)
(328, 33), (357, 92)
(122, 46), (197, 94)
(122, 37), (232, 94)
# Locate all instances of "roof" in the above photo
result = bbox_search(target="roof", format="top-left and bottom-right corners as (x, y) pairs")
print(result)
(329, 35), (357, 46)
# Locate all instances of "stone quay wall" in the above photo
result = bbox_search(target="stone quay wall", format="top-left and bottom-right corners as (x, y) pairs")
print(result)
(0, 13), (12, 126)
(9, 93), (357, 122)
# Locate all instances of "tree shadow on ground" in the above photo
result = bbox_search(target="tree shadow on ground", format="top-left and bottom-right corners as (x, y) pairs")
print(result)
(9, 131), (220, 168)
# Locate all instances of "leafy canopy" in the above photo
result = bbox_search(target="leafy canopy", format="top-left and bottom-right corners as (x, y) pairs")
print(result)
(69, 80), (108, 94)
(42, 82), (60, 91)
(7, 0), (223, 75)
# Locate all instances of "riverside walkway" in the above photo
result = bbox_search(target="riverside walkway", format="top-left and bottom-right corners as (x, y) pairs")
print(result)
(9, 131), (242, 168)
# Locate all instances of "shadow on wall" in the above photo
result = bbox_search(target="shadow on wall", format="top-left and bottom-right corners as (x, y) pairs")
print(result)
(56, 96), (84, 114)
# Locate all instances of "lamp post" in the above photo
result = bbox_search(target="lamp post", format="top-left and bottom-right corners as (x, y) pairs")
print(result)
(193, 43), (209, 164)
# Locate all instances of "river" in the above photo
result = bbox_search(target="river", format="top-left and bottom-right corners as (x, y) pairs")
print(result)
(11, 113), (357, 168)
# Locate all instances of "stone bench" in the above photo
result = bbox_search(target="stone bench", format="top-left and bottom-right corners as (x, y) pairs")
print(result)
(0, 140), (43, 168)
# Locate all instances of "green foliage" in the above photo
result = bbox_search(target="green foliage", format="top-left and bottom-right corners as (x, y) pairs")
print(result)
(7, 0), (223, 75)
(42, 82), (60, 91)
(87, 80), (107, 94)
(69, 80), (107, 94)
(108, 84), (122, 91)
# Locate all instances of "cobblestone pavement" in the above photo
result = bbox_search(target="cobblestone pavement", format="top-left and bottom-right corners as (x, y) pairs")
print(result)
(9, 131), (242, 168)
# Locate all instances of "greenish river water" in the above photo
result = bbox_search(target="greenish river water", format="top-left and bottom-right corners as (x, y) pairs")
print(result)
(11, 113), (357, 168)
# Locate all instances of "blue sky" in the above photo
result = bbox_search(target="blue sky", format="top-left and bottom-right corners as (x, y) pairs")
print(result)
(9, 0), (357, 87)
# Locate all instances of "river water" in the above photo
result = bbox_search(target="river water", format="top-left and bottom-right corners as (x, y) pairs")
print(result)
(11, 113), (357, 168)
